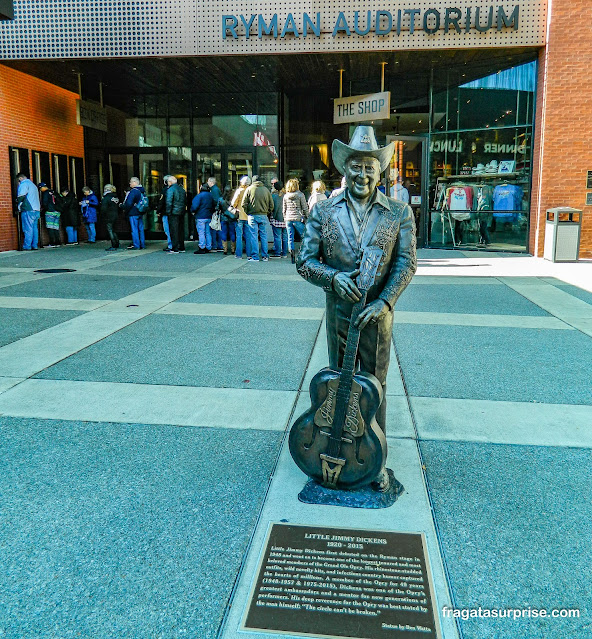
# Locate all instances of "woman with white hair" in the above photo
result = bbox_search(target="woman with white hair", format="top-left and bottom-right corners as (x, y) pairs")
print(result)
(230, 175), (254, 258)
(308, 180), (327, 212)
(101, 184), (120, 251)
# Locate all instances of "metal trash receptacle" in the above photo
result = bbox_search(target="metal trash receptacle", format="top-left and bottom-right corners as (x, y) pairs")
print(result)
(543, 207), (582, 262)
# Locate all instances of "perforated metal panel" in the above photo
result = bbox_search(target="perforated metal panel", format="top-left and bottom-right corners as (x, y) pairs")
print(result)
(0, 0), (546, 60)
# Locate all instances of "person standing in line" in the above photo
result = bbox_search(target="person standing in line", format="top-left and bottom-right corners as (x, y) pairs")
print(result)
(80, 186), (99, 243)
(243, 174), (273, 262)
(191, 183), (215, 254)
(269, 180), (287, 258)
(218, 184), (236, 256)
(230, 176), (253, 259)
(38, 182), (61, 247)
(307, 180), (327, 212)
(165, 175), (187, 254)
(56, 186), (79, 245)
(390, 176), (409, 204)
(158, 174), (173, 252)
(16, 173), (40, 251)
(101, 184), (120, 251)
(207, 177), (223, 251)
(121, 177), (146, 250)
(283, 178), (309, 263)
(330, 176), (347, 198)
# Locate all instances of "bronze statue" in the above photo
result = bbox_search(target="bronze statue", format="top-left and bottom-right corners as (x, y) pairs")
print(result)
(290, 126), (417, 494)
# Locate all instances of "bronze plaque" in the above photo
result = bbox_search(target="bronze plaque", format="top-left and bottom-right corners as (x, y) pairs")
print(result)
(242, 523), (442, 639)
(587, 171), (592, 190)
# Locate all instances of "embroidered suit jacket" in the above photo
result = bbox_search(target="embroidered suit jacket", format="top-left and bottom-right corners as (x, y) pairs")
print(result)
(296, 188), (416, 386)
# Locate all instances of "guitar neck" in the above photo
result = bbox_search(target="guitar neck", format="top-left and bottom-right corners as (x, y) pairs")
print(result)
(326, 292), (368, 457)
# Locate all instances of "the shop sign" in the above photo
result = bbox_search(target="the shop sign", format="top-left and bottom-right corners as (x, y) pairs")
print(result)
(334, 91), (391, 124)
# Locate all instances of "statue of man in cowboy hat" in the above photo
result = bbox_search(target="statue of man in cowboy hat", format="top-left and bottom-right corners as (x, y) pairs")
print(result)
(296, 126), (417, 491)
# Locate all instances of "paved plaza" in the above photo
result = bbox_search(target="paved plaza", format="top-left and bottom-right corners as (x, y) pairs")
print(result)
(0, 242), (591, 639)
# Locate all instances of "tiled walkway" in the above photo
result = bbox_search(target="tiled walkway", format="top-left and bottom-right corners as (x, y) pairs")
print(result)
(0, 243), (590, 639)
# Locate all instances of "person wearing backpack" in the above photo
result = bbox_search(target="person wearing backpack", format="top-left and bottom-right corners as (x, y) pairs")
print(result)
(122, 176), (147, 250)
(39, 182), (61, 247)
(80, 186), (99, 243)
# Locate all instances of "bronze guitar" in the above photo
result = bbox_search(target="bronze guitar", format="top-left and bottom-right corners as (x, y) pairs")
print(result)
(289, 247), (387, 490)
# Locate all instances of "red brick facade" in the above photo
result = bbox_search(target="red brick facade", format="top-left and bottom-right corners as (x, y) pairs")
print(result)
(530, 0), (592, 258)
(0, 64), (84, 251)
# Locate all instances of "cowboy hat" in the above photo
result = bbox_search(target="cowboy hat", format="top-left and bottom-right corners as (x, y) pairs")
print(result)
(332, 126), (395, 175)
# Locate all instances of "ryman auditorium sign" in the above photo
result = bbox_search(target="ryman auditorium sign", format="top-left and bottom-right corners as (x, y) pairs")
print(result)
(223, 5), (520, 40)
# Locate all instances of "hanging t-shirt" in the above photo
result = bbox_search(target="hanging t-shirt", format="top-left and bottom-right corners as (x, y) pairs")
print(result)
(493, 184), (523, 212)
(447, 186), (473, 211)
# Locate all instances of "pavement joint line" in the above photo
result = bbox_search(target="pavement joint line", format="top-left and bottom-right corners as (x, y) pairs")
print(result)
(393, 310), (572, 330)
(0, 296), (110, 311)
(0, 379), (297, 431)
(156, 302), (324, 320)
(409, 396), (592, 448)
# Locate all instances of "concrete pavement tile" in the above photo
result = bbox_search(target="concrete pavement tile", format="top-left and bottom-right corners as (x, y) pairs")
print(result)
(397, 283), (550, 316)
(0, 377), (25, 394)
(393, 311), (569, 330)
(0, 417), (282, 639)
(34, 315), (321, 391)
(219, 437), (459, 639)
(177, 278), (325, 307)
(88, 251), (223, 273)
(420, 441), (592, 639)
(411, 397), (592, 447)
(0, 273), (171, 300)
(0, 296), (106, 311)
(0, 308), (83, 347)
(0, 379), (297, 431)
(395, 324), (592, 405)
(157, 302), (324, 320)
(0, 311), (146, 378)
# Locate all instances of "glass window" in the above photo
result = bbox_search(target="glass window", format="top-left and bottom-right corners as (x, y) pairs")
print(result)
(168, 147), (192, 193)
(169, 118), (191, 147)
(195, 152), (222, 191)
(139, 152), (164, 232)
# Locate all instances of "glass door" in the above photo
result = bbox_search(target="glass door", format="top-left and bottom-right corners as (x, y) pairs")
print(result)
(226, 151), (254, 191)
(138, 152), (165, 234)
(194, 151), (222, 195)
(386, 136), (427, 247)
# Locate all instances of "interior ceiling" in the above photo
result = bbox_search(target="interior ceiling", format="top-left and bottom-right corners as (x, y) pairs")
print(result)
(2, 47), (538, 112)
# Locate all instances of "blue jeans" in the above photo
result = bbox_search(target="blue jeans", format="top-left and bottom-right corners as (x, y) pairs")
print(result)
(129, 215), (145, 248)
(220, 219), (236, 242)
(21, 210), (40, 250)
(272, 226), (288, 256)
(66, 226), (78, 243)
(211, 228), (223, 250)
(162, 215), (172, 249)
(286, 220), (306, 251)
(248, 215), (269, 259)
(235, 219), (254, 257)
(196, 219), (212, 249)
(85, 222), (96, 243)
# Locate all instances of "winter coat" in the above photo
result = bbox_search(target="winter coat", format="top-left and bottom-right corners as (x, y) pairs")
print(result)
(40, 190), (57, 214)
(166, 183), (187, 216)
(283, 190), (309, 222)
(158, 185), (169, 215)
(230, 186), (249, 221)
(100, 193), (120, 224)
(308, 191), (327, 212)
(81, 192), (99, 224)
(191, 191), (215, 220)
(56, 192), (79, 227)
(243, 181), (273, 217)
(122, 186), (146, 217)
(271, 192), (285, 222)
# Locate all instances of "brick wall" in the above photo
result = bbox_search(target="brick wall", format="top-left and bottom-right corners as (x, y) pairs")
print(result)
(530, 0), (592, 258)
(0, 64), (84, 251)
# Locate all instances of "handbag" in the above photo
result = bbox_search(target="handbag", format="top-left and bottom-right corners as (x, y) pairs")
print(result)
(222, 206), (238, 221)
(209, 210), (222, 231)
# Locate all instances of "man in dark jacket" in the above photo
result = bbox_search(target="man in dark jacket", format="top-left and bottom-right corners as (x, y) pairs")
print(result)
(121, 177), (146, 250)
(101, 184), (120, 251)
(56, 187), (79, 245)
(158, 175), (173, 251)
(243, 175), (273, 261)
(165, 176), (187, 254)
(191, 184), (215, 254)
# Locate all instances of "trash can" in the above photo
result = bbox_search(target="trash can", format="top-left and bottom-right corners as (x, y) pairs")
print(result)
(543, 207), (582, 262)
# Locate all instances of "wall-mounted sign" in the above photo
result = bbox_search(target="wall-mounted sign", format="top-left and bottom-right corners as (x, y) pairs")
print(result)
(586, 192), (592, 206)
(76, 100), (108, 132)
(334, 91), (390, 124)
(587, 171), (592, 189)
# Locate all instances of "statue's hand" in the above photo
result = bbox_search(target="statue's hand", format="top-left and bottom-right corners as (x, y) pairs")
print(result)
(356, 299), (389, 330)
(332, 269), (361, 303)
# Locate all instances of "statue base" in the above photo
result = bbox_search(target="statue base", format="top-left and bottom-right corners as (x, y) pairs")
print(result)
(297, 468), (404, 509)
